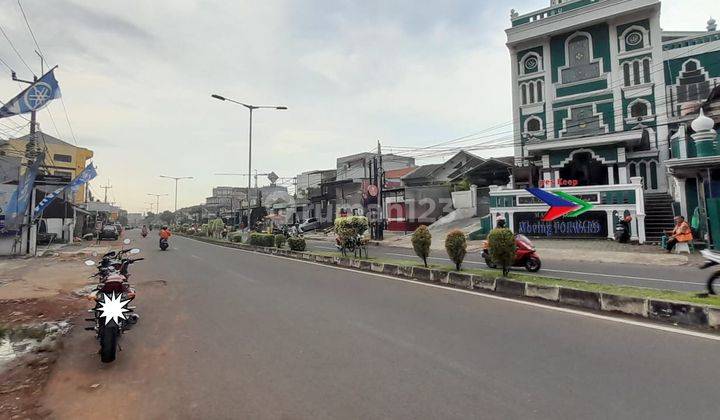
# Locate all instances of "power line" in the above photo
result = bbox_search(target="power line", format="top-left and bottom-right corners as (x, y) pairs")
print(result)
(59, 96), (78, 145)
(17, 0), (43, 58)
(0, 23), (34, 75)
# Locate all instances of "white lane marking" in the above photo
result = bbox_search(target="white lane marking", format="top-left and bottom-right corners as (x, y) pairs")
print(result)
(190, 254), (201, 259)
(197, 239), (720, 342)
(313, 247), (702, 287)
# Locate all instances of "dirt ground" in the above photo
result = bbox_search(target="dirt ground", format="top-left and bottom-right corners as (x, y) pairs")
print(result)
(0, 249), (110, 419)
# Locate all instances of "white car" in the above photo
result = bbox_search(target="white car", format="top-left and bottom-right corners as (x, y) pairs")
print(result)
(299, 218), (320, 232)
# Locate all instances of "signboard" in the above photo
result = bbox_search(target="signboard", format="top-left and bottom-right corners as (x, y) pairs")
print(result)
(367, 184), (378, 197)
(513, 211), (607, 238)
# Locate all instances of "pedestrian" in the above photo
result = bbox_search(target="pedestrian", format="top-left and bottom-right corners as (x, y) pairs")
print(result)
(665, 215), (692, 253)
(495, 213), (506, 229)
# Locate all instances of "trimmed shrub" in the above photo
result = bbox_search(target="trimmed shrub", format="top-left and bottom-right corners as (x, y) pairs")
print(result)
(411, 225), (432, 267)
(488, 228), (515, 277)
(287, 237), (306, 251)
(249, 233), (275, 247)
(208, 218), (225, 239)
(229, 232), (243, 243)
(274, 234), (286, 248)
(445, 229), (467, 271)
(334, 216), (369, 241)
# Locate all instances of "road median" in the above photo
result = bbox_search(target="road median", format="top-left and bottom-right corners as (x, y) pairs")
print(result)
(178, 234), (720, 331)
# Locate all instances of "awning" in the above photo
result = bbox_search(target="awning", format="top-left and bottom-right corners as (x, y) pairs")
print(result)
(525, 130), (643, 153)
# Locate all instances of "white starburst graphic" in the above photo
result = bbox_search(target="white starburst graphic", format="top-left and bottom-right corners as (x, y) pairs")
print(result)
(97, 292), (131, 325)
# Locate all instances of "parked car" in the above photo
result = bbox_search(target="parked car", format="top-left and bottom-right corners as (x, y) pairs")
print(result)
(299, 217), (320, 232)
(99, 225), (119, 240)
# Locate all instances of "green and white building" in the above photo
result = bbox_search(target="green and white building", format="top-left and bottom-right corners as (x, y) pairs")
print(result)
(492, 0), (720, 245)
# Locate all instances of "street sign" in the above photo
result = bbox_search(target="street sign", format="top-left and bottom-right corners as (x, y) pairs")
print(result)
(367, 184), (378, 197)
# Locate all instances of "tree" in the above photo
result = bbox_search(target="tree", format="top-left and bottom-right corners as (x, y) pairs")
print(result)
(488, 228), (515, 277)
(411, 225), (432, 267)
(445, 229), (467, 271)
(159, 210), (174, 225)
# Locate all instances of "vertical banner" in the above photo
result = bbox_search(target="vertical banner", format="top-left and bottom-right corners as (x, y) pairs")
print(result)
(1, 155), (43, 234)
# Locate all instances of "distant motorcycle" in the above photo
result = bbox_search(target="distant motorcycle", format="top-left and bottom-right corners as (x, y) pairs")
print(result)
(159, 237), (169, 251)
(482, 234), (541, 272)
(700, 249), (720, 294)
(84, 239), (143, 363)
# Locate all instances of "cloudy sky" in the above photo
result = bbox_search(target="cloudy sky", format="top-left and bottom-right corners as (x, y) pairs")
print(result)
(0, 0), (715, 212)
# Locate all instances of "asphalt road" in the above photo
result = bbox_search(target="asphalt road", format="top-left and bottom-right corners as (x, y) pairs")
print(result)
(305, 241), (709, 292)
(42, 232), (720, 419)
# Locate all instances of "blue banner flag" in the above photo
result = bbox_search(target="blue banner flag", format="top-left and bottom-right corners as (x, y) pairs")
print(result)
(1, 155), (43, 234)
(34, 163), (97, 216)
(0, 68), (61, 119)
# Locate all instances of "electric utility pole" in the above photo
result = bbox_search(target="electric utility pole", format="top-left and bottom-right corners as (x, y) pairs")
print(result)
(147, 193), (167, 215)
(100, 180), (112, 203)
(376, 140), (384, 240)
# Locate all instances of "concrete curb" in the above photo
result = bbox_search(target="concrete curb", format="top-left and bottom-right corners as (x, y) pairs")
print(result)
(178, 234), (720, 331)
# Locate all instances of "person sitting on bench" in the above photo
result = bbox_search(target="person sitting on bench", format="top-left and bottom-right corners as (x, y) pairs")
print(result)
(665, 215), (692, 252)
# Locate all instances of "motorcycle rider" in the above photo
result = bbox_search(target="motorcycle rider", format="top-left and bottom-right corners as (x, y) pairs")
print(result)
(141, 224), (148, 237)
(159, 225), (172, 247)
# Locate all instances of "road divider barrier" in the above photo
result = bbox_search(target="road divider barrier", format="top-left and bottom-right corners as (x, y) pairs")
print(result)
(179, 234), (720, 331)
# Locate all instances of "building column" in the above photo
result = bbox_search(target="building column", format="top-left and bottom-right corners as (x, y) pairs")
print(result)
(510, 47), (523, 166)
(618, 165), (628, 183)
(676, 178), (688, 218)
(553, 170), (560, 183)
(542, 36), (554, 140)
(608, 21), (624, 133)
(607, 166), (615, 185)
(650, 8), (670, 193)
(606, 211), (615, 240)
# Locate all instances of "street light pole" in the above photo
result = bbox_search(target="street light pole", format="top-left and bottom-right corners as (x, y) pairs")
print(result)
(159, 175), (194, 213)
(211, 93), (287, 230)
(147, 193), (168, 216)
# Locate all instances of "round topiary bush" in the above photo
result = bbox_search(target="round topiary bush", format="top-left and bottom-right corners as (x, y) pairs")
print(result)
(230, 232), (243, 243)
(274, 234), (286, 248)
(487, 228), (515, 277)
(411, 225), (432, 267)
(288, 236), (306, 251)
(445, 229), (467, 271)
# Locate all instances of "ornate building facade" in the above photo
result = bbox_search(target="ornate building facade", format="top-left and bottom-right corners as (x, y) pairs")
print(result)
(499, 0), (720, 244)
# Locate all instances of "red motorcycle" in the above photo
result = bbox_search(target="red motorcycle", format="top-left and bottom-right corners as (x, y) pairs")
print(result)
(481, 234), (541, 272)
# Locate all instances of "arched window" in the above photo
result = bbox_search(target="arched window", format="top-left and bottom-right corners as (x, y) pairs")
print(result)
(630, 101), (648, 118)
(528, 81), (535, 103)
(684, 60), (698, 71)
(521, 84), (527, 105)
(642, 59), (651, 83)
(536, 81), (543, 102)
(521, 53), (541, 75)
(623, 63), (631, 86)
(526, 117), (541, 132)
(561, 32), (600, 84)
(633, 61), (641, 85)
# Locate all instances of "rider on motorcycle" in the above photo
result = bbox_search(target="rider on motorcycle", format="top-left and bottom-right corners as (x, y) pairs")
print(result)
(141, 224), (148, 237)
(159, 226), (172, 241)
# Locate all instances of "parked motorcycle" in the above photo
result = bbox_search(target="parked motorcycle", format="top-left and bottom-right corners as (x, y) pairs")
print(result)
(84, 239), (143, 363)
(482, 234), (542, 272)
(159, 237), (169, 251)
(614, 215), (632, 243)
(700, 249), (720, 295)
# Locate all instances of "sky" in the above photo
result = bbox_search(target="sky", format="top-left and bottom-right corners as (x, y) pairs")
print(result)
(0, 0), (716, 212)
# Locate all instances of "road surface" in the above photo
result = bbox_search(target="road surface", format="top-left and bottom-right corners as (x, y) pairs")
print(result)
(305, 241), (707, 292)
(42, 232), (720, 419)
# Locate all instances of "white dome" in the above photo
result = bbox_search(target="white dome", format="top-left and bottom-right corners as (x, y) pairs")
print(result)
(691, 108), (715, 132)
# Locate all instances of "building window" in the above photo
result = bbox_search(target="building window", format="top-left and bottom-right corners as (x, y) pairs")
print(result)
(525, 117), (542, 133)
(520, 52), (542, 75)
(521, 84), (527, 105)
(623, 63), (631, 86)
(676, 59), (710, 103)
(625, 31), (643, 48)
(619, 25), (650, 53)
(528, 81), (535, 103)
(536, 81), (543, 102)
(629, 101), (649, 118)
(54, 153), (72, 163)
(623, 58), (652, 87)
(561, 32), (600, 84)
